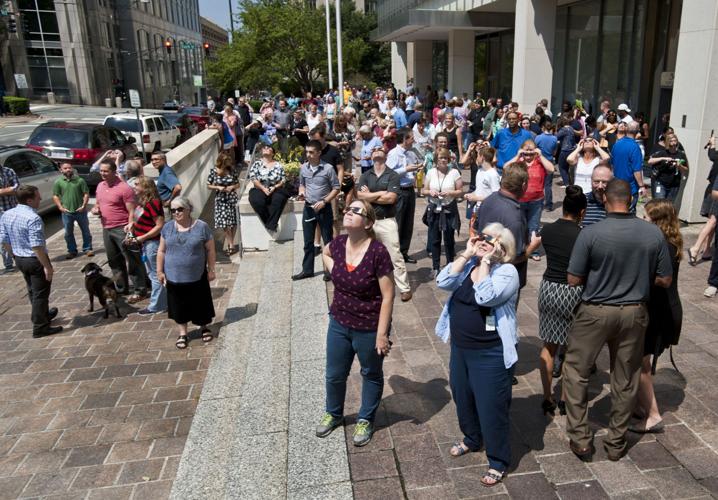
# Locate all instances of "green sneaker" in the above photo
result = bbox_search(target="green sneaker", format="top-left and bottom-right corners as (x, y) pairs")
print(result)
(353, 419), (374, 447)
(316, 412), (343, 438)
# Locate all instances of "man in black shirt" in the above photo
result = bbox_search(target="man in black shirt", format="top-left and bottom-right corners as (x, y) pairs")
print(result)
(236, 96), (252, 127)
(476, 164), (529, 288)
(564, 179), (672, 462)
(357, 149), (412, 302)
(310, 124), (345, 250)
(647, 132), (688, 203)
(290, 110), (309, 147)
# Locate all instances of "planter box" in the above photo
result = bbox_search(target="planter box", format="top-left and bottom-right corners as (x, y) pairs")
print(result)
(238, 195), (303, 251)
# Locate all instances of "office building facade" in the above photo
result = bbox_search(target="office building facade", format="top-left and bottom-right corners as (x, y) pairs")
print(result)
(374, 0), (716, 221)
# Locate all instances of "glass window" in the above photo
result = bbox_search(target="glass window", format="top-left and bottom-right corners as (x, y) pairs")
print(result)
(153, 117), (165, 131)
(4, 153), (38, 178)
(27, 152), (58, 174)
(432, 41), (448, 92)
(105, 117), (141, 132)
(146, 118), (156, 132)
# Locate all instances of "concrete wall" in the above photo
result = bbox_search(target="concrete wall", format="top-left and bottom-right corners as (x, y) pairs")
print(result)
(512, 0), (556, 112)
(670, 0), (718, 222)
(448, 30), (475, 97)
(144, 129), (220, 219)
(391, 42), (409, 91)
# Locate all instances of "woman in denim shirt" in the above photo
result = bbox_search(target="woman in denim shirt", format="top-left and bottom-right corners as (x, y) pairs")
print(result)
(435, 222), (519, 488)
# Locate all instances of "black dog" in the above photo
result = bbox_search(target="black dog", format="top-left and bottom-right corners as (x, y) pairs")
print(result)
(80, 263), (121, 319)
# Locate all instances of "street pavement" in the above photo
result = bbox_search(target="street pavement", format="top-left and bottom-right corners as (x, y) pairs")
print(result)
(336, 180), (718, 499)
(0, 209), (238, 499)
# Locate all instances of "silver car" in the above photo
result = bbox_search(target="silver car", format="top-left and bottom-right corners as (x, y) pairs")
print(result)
(0, 146), (60, 215)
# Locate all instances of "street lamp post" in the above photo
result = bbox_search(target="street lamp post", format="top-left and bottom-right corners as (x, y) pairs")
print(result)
(335, 0), (343, 106)
(324, 0), (333, 91)
(228, 0), (235, 36)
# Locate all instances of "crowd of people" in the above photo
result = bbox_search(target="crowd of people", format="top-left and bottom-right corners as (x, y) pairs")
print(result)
(218, 83), (717, 485)
(0, 147), (219, 349)
(1, 81), (718, 487)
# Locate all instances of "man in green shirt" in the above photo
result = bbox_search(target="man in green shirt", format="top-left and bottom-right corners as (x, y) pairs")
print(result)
(52, 162), (93, 259)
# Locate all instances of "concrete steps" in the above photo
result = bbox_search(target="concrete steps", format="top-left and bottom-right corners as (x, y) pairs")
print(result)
(170, 234), (352, 499)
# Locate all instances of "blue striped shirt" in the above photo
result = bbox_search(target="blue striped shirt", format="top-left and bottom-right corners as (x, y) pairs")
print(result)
(0, 204), (46, 257)
(582, 192), (607, 227)
(0, 166), (19, 212)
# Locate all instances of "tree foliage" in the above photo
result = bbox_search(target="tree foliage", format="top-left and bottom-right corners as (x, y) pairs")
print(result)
(207, 0), (390, 95)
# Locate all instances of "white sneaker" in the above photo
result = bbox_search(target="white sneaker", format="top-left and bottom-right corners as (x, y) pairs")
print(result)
(704, 286), (717, 298)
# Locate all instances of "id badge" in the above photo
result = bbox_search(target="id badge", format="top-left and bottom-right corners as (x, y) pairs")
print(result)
(485, 311), (497, 332)
(654, 184), (662, 195)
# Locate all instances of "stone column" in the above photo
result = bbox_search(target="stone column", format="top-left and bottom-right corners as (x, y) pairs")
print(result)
(512, 0), (556, 112)
(671, 0), (718, 222)
(391, 41), (408, 92)
(55, 1), (96, 105)
(412, 40), (433, 93)
(448, 30), (475, 97)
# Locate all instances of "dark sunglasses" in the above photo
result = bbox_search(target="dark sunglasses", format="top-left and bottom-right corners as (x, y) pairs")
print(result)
(477, 232), (498, 244)
(170, 207), (185, 214)
(344, 206), (367, 217)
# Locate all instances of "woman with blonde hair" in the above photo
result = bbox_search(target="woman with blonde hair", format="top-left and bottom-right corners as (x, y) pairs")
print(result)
(132, 176), (166, 315)
(207, 152), (240, 255)
(435, 222), (520, 487)
(631, 199), (683, 433)
(316, 199), (395, 447)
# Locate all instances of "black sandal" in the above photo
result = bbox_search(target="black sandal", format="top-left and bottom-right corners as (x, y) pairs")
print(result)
(201, 328), (214, 343)
(176, 335), (188, 349)
(480, 469), (504, 487)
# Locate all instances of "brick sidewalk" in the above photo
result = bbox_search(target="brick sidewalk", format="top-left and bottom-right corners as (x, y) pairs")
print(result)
(0, 213), (237, 499)
(341, 181), (718, 499)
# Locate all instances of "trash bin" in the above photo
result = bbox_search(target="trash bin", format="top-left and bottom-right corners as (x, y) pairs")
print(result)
(47, 92), (56, 105)
(115, 97), (122, 108)
(105, 98), (112, 108)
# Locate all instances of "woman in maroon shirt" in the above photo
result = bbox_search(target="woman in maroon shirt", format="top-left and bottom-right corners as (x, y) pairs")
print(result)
(316, 200), (395, 447)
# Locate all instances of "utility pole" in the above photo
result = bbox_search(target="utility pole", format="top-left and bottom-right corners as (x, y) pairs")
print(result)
(228, 0), (234, 36)
(335, 0), (343, 106)
(324, 0), (333, 91)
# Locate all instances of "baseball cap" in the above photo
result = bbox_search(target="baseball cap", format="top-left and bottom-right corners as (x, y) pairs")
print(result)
(617, 103), (631, 112)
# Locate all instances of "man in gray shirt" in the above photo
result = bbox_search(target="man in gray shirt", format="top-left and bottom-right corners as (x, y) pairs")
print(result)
(273, 99), (292, 155)
(292, 140), (340, 280)
(563, 179), (672, 462)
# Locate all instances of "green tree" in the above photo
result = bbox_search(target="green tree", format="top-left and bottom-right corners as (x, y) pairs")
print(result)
(208, 0), (327, 94)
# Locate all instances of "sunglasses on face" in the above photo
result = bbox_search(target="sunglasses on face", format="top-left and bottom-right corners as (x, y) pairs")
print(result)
(477, 232), (498, 244)
(344, 206), (367, 217)
(170, 207), (185, 214)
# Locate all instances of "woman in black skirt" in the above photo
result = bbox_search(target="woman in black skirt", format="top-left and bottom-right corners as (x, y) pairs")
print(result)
(630, 199), (683, 433)
(537, 186), (586, 415)
(157, 196), (217, 349)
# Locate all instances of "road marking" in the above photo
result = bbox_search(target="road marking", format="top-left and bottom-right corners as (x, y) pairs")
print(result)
(0, 130), (32, 137)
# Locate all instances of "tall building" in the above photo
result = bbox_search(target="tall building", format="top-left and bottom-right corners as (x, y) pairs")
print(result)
(1, 0), (203, 108)
(200, 16), (228, 55)
(374, 0), (714, 222)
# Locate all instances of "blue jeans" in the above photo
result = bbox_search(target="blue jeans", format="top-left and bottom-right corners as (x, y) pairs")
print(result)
(1, 245), (13, 270)
(450, 343), (514, 471)
(143, 239), (167, 312)
(651, 180), (680, 202)
(62, 211), (92, 254)
(325, 316), (384, 422)
(558, 150), (572, 186)
(520, 199), (543, 254)
(543, 171), (554, 209)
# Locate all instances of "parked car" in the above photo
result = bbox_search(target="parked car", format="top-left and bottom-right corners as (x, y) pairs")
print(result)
(25, 122), (138, 188)
(0, 146), (60, 214)
(177, 106), (210, 131)
(161, 113), (198, 145)
(103, 113), (181, 159)
(163, 100), (180, 110)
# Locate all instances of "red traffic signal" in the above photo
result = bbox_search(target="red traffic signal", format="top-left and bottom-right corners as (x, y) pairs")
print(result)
(203, 42), (210, 57)
(165, 39), (172, 54)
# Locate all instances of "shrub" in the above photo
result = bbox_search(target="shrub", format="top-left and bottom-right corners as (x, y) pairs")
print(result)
(3, 97), (30, 115)
(249, 99), (263, 112)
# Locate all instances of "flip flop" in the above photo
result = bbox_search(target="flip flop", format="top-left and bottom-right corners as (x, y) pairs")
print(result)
(687, 249), (698, 266)
(628, 420), (664, 434)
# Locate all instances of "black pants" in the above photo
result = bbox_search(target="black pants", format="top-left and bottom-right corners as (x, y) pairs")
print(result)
(428, 212), (456, 271)
(248, 187), (290, 231)
(396, 188), (416, 256)
(302, 204), (333, 274)
(709, 226), (718, 288)
(103, 227), (147, 295)
(15, 256), (51, 335)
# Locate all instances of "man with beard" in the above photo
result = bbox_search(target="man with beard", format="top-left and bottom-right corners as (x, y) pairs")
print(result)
(52, 162), (93, 259)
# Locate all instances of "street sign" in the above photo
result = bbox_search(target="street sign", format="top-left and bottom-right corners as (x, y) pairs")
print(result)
(129, 89), (141, 108)
(234, 90), (240, 98)
(193, 75), (203, 87)
(180, 41), (196, 50)
(14, 74), (27, 89)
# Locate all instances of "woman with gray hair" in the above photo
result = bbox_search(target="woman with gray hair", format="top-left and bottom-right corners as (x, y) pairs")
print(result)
(157, 196), (217, 349)
(435, 222), (520, 488)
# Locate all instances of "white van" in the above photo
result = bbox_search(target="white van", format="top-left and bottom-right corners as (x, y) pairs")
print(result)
(103, 113), (180, 159)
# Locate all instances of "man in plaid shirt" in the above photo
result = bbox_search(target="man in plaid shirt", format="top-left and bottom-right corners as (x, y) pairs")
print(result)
(0, 164), (19, 273)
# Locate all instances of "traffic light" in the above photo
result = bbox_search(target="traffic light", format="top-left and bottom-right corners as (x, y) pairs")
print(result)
(8, 15), (16, 33)
(165, 39), (172, 55)
(203, 42), (210, 57)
